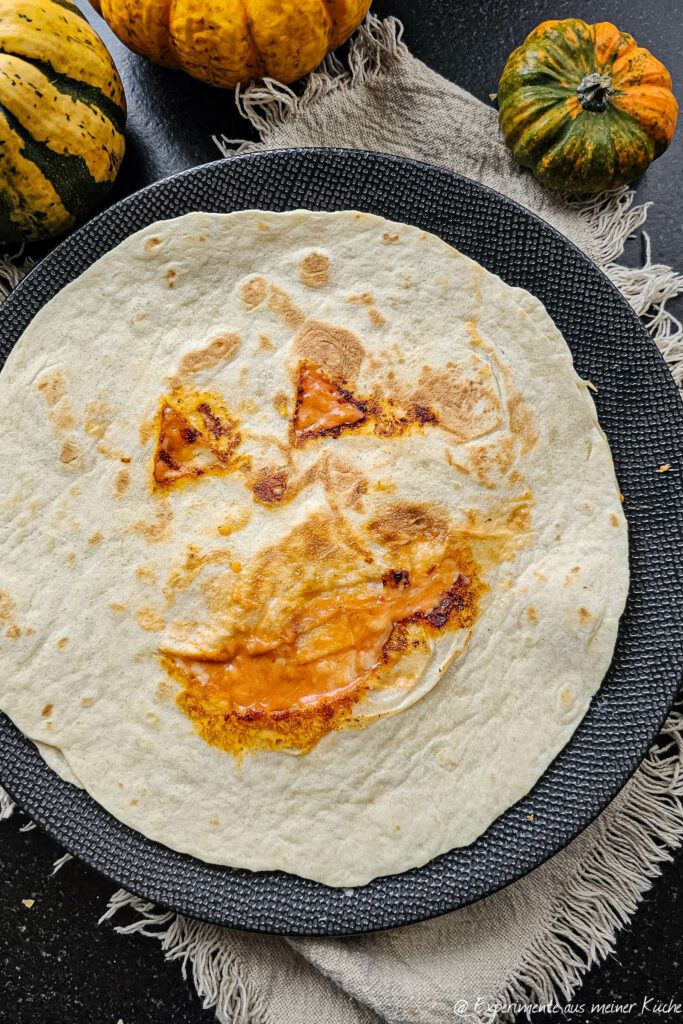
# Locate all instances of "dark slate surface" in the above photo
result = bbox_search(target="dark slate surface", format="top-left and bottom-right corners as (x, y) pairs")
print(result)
(1, 0), (681, 1019)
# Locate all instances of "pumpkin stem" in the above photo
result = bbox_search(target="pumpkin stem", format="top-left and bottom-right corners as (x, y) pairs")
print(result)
(577, 72), (614, 113)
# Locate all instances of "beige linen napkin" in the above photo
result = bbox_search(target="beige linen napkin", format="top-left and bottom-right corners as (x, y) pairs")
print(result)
(3, 15), (683, 1024)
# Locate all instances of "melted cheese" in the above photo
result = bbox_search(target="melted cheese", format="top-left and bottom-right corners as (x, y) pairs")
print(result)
(154, 404), (225, 485)
(164, 549), (477, 719)
(293, 363), (365, 438)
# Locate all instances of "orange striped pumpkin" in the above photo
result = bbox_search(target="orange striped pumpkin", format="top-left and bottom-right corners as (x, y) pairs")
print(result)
(89, 0), (372, 88)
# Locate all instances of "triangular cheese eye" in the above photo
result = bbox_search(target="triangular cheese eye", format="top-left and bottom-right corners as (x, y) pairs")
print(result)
(154, 404), (226, 485)
(293, 363), (366, 441)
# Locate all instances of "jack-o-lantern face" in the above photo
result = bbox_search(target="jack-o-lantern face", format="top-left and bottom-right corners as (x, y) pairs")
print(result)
(147, 267), (528, 757)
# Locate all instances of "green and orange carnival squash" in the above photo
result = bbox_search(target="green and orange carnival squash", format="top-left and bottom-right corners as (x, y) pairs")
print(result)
(498, 19), (678, 193)
(89, 0), (373, 89)
(0, 0), (126, 243)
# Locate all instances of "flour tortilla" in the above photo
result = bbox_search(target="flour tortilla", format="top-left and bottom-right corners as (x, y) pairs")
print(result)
(0, 210), (628, 886)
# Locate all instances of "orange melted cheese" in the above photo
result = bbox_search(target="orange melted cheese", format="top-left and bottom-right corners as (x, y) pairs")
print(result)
(154, 405), (225, 485)
(153, 399), (241, 487)
(291, 362), (438, 446)
(292, 363), (366, 439)
(163, 545), (484, 754)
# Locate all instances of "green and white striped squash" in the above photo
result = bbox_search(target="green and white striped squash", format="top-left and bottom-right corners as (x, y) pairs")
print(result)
(0, 0), (126, 243)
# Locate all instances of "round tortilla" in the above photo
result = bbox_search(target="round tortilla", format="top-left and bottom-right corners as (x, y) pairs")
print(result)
(0, 210), (628, 886)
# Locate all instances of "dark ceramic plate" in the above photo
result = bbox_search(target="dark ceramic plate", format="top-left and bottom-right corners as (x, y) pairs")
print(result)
(1, 149), (682, 935)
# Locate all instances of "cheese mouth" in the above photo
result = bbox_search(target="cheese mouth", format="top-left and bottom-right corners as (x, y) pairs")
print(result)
(159, 515), (489, 755)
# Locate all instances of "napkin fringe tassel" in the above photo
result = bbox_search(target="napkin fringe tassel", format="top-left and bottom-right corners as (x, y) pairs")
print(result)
(0, 246), (34, 303)
(98, 892), (271, 1024)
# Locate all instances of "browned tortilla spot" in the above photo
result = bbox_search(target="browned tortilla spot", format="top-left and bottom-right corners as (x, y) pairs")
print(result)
(446, 438), (516, 490)
(132, 505), (173, 544)
(368, 502), (449, 547)
(526, 607), (537, 623)
(165, 545), (235, 603)
(609, 513), (620, 527)
(272, 390), (289, 418)
(41, 703), (53, 718)
(84, 401), (113, 443)
(88, 531), (103, 546)
(136, 562), (158, 584)
(563, 567), (581, 586)
(323, 456), (369, 513)
(217, 506), (252, 537)
(267, 283), (305, 329)
(239, 275), (267, 310)
(165, 269), (176, 289)
(109, 602), (127, 613)
(144, 237), (162, 251)
(136, 606), (166, 632)
(347, 291), (374, 305)
(257, 221), (270, 231)
(292, 321), (365, 383)
(56, 637), (69, 649)
(0, 589), (16, 624)
(577, 606), (592, 626)
(139, 414), (157, 446)
(367, 306), (386, 327)
(59, 440), (81, 466)
(37, 371), (66, 408)
(114, 469), (130, 496)
(412, 368), (501, 444)
(81, 696), (94, 706)
(507, 392), (538, 455)
(50, 398), (76, 435)
(5, 624), (20, 639)
(299, 251), (330, 289)
(177, 333), (241, 376)
(156, 679), (175, 701)
(258, 334), (274, 351)
(382, 232), (400, 244)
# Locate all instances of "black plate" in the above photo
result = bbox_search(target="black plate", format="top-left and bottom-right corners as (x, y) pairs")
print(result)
(1, 149), (682, 936)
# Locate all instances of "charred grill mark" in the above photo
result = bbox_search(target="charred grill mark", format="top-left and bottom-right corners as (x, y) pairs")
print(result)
(425, 583), (467, 629)
(197, 402), (230, 439)
(298, 416), (367, 443)
(252, 468), (289, 505)
(381, 573), (475, 661)
(411, 404), (438, 426)
(381, 569), (410, 588)
(157, 448), (180, 471)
